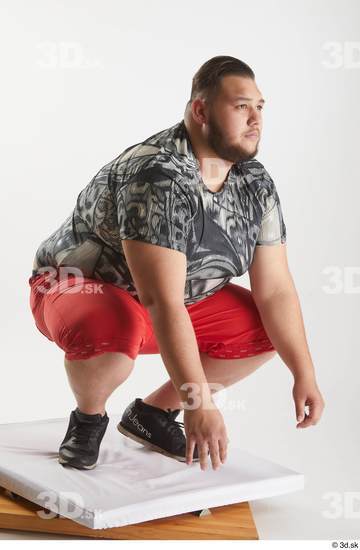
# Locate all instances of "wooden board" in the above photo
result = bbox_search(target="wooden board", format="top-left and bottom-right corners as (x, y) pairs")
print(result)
(0, 486), (258, 540)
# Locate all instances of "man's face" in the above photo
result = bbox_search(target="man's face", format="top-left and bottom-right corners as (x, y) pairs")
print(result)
(203, 75), (264, 163)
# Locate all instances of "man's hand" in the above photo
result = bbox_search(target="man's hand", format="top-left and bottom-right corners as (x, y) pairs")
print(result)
(292, 375), (325, 428)
(184, 402), (229, 471)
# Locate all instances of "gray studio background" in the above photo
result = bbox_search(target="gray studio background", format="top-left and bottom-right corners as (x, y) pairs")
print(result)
(1, 0), (359, 540)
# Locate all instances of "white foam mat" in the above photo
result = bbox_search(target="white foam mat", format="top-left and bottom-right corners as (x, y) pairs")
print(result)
(0, 415), (304, 529)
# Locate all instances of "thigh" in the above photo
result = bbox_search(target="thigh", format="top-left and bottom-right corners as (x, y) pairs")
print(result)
(29, 271), (151, 361)
(140, 282), (275, 358)
(189, 282), (275, 358)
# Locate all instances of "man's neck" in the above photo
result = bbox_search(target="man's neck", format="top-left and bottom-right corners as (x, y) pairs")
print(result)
(183, 118), (233, 193)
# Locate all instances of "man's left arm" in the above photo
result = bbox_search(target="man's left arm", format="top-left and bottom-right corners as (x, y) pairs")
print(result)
(248, 242), (325, 429)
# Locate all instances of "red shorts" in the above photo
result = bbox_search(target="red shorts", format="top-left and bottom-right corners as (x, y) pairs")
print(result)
(28, 269), (275, 361)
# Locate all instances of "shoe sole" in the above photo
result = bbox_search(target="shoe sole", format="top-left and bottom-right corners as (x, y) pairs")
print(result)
(117, 422), (200, 463)
(58, 456), (97, 470)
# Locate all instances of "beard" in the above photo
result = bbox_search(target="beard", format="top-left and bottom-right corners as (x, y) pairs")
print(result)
(206, 113), (259, 163)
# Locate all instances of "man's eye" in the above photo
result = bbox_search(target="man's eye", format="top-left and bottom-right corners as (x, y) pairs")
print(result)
(235, 104), (264, 110)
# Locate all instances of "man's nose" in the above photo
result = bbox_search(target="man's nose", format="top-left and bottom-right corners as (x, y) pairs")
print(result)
(248, 108), (261, 124)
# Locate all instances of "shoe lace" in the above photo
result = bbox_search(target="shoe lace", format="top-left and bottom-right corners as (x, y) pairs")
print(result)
(162, 408), (184, 440)
(70, 423), (102, 444)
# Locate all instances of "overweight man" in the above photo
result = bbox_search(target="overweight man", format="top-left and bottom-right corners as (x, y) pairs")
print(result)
(29, 55), (325, 472)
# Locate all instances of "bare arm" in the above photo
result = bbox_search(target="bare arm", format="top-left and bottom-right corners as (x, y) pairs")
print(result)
(122, 238), (229, 469)
(147, 303), (213, 407)
(248, 242), (314, 379)
(248, 242), (325, 427)
(121, 239), (212, 408)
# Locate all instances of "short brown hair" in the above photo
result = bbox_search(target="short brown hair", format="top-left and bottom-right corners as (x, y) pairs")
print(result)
(186, 55), (255, 108)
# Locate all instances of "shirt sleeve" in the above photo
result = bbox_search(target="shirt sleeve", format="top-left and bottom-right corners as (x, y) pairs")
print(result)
(256, 168), (287, 246)
(115, 170), (191, 255)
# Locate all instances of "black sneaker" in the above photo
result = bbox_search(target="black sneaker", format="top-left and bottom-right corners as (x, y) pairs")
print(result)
(58, 407), (109, 470)
(117, 398), (203, 463)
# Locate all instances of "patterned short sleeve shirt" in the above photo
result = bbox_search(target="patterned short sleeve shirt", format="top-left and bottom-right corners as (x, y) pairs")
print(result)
(31, 119), (287, 305)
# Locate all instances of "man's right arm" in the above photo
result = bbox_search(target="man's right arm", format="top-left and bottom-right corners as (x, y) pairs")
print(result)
(121, 238), (212, 409)
(121, 238), (228, 470)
